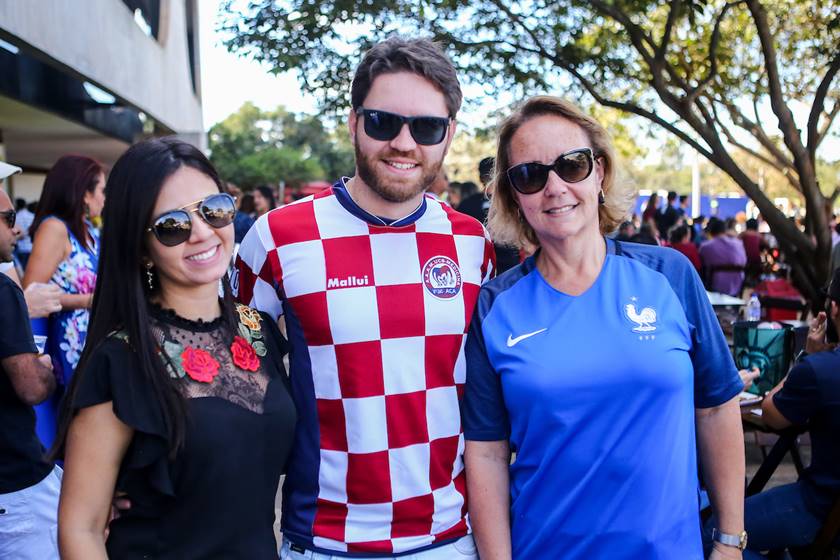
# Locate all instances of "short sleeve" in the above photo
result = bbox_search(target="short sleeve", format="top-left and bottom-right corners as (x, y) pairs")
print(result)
(234, 215), (284, 320)
(462, 289), (510, 441)
(71, 337), (175, 496)
(481, 226), (497, 284)
(671, 256), (742, 408)
(773, 361), (820, 426)
(0, 276), (36, 359)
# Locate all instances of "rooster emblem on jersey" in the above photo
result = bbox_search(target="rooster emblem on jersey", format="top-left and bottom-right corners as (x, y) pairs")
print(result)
(625, 301), (657, 332)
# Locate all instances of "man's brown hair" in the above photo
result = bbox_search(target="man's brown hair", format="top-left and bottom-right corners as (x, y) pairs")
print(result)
(351, 37), (462, 118)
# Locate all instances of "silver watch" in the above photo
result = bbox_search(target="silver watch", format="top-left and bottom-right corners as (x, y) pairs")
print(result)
(712, 528), (748, 551)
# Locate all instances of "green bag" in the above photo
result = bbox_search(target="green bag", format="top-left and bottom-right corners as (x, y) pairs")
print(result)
(732, 321), (794, 395)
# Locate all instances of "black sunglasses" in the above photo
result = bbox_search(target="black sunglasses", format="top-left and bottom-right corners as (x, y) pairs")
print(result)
(147, 193), (236, 247)
(0, 209), (15, 229)
(357, 108), (451, 146)
(507, 148), (597, 195)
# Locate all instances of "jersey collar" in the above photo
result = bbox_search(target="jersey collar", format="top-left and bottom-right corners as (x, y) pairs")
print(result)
(332, 178), (428, 227)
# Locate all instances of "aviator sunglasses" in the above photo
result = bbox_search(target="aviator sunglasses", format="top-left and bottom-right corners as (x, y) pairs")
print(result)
(147, 192), (236, 247)
(0, 209), (15, 229)
(507, 147), (597, 195)
(357, 108), (451, 146)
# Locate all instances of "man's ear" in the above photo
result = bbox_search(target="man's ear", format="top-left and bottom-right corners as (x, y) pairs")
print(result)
(348, 108), (358, 146)
(442, 119), (458, 155)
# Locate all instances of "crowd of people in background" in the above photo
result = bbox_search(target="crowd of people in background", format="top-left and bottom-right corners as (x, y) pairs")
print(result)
(615, 191), (779, 297)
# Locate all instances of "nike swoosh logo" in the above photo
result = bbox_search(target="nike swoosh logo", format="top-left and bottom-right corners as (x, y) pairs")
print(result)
(506, 328), (548, 347)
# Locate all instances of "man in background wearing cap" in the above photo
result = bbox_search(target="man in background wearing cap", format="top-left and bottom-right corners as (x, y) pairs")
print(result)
(0, 162), (62, 317)
(731, 268), (840, 557)
(0, 162), (22, 280)
(0, 185), (60, 560)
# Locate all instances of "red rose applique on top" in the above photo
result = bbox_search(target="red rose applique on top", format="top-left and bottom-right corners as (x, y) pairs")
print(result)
(231, 336), (260, 372)
(180, 347), (221, 383)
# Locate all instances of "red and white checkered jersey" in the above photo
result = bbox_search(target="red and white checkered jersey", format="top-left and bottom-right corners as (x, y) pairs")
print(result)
(234, 182), (495, 556)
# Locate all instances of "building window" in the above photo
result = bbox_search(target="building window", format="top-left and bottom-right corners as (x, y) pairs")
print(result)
(185, 0), (199, 96)
(122, 0), (160, 39)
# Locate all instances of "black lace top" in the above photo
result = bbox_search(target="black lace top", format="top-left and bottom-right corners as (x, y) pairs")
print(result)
(70, 303), (296, 559)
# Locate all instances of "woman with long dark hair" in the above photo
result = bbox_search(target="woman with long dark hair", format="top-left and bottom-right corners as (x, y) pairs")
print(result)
(252, 185), (277, 216)
(24, 155), (105, 448)
(55, 138), (296, 559)
(24, 156), (104, 377)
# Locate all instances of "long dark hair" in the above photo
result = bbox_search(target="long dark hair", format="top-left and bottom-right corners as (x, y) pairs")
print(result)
(255, 185), (277, 211)
(52, 138), (237, 458)
(31, 155), (104, 250)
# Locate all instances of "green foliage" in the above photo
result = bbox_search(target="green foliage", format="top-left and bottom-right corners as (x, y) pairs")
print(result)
(208, 102), (354, 189)
(217, 0), (840, 301)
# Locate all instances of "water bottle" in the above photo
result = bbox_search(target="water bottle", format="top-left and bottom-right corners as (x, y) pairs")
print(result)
(746, 293), (761, 322)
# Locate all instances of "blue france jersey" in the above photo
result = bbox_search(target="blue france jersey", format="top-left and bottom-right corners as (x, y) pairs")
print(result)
(463, 239), (742, 559)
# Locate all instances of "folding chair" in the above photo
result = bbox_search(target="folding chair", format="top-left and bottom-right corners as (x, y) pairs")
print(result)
(788, 491), (840, 559)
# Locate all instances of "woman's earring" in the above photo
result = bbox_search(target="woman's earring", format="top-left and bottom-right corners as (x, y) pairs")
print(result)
(598, 189), (606, 205)
(145, 264), (154, 291)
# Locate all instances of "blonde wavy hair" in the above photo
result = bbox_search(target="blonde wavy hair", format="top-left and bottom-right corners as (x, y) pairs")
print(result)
(487, 96), (635, 248)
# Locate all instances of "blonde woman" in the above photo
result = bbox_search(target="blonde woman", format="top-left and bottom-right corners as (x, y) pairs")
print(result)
(462, 96), (746, 559)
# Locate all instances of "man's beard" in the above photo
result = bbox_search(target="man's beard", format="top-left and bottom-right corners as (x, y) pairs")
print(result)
(0, 247), (13, 264)
(355, 144), (441, 204)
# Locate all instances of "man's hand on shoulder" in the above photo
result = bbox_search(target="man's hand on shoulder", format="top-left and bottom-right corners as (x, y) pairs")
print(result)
(1, 352), (55, 405)
(24, 282), (63, 318)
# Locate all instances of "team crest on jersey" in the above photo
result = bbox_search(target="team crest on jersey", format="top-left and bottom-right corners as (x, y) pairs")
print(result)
(624, 297), (657, 333)
(422, 256), (462, 300)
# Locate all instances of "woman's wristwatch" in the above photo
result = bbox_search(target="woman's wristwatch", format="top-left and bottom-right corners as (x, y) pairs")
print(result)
(712, 528), (748, 550)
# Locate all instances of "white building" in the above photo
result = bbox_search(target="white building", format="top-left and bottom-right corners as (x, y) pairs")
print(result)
(0, 0), (204, 200)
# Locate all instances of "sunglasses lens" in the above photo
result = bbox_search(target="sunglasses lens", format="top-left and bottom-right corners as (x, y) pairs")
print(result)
(363, 110), (402, 141)
(409, 117), (448, 145)
(2, 211), (14, 228)
(153, 211), (192, 247)
(508, 163), (550, 194)
(200, 194), (236, 228)
(556, 151), (593, 183)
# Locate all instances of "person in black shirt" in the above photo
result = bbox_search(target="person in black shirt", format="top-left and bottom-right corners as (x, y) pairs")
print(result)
(737, 266), (840, 557)
(56, 139), (297, 559)
(457, 157), (521, 273)
(0, 186), (61, 560)
(655, 190), (679, 239)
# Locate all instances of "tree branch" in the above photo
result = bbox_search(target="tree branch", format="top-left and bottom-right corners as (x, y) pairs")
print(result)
(807, 50), (840, 158)
(745, 1), (814, 181)
(685, 1), (743, 104)
(746, 0), (827, 255)
(655, 0), (680, 61)
(559, 64), (713, 160)
(589, 0), (687, 97)
(486, 0), (555, 61)
(711, 102), (788, 174)
(815, 102), (840, 151)
(718, 97), (795, 171)
(829, 186), (840, 205)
